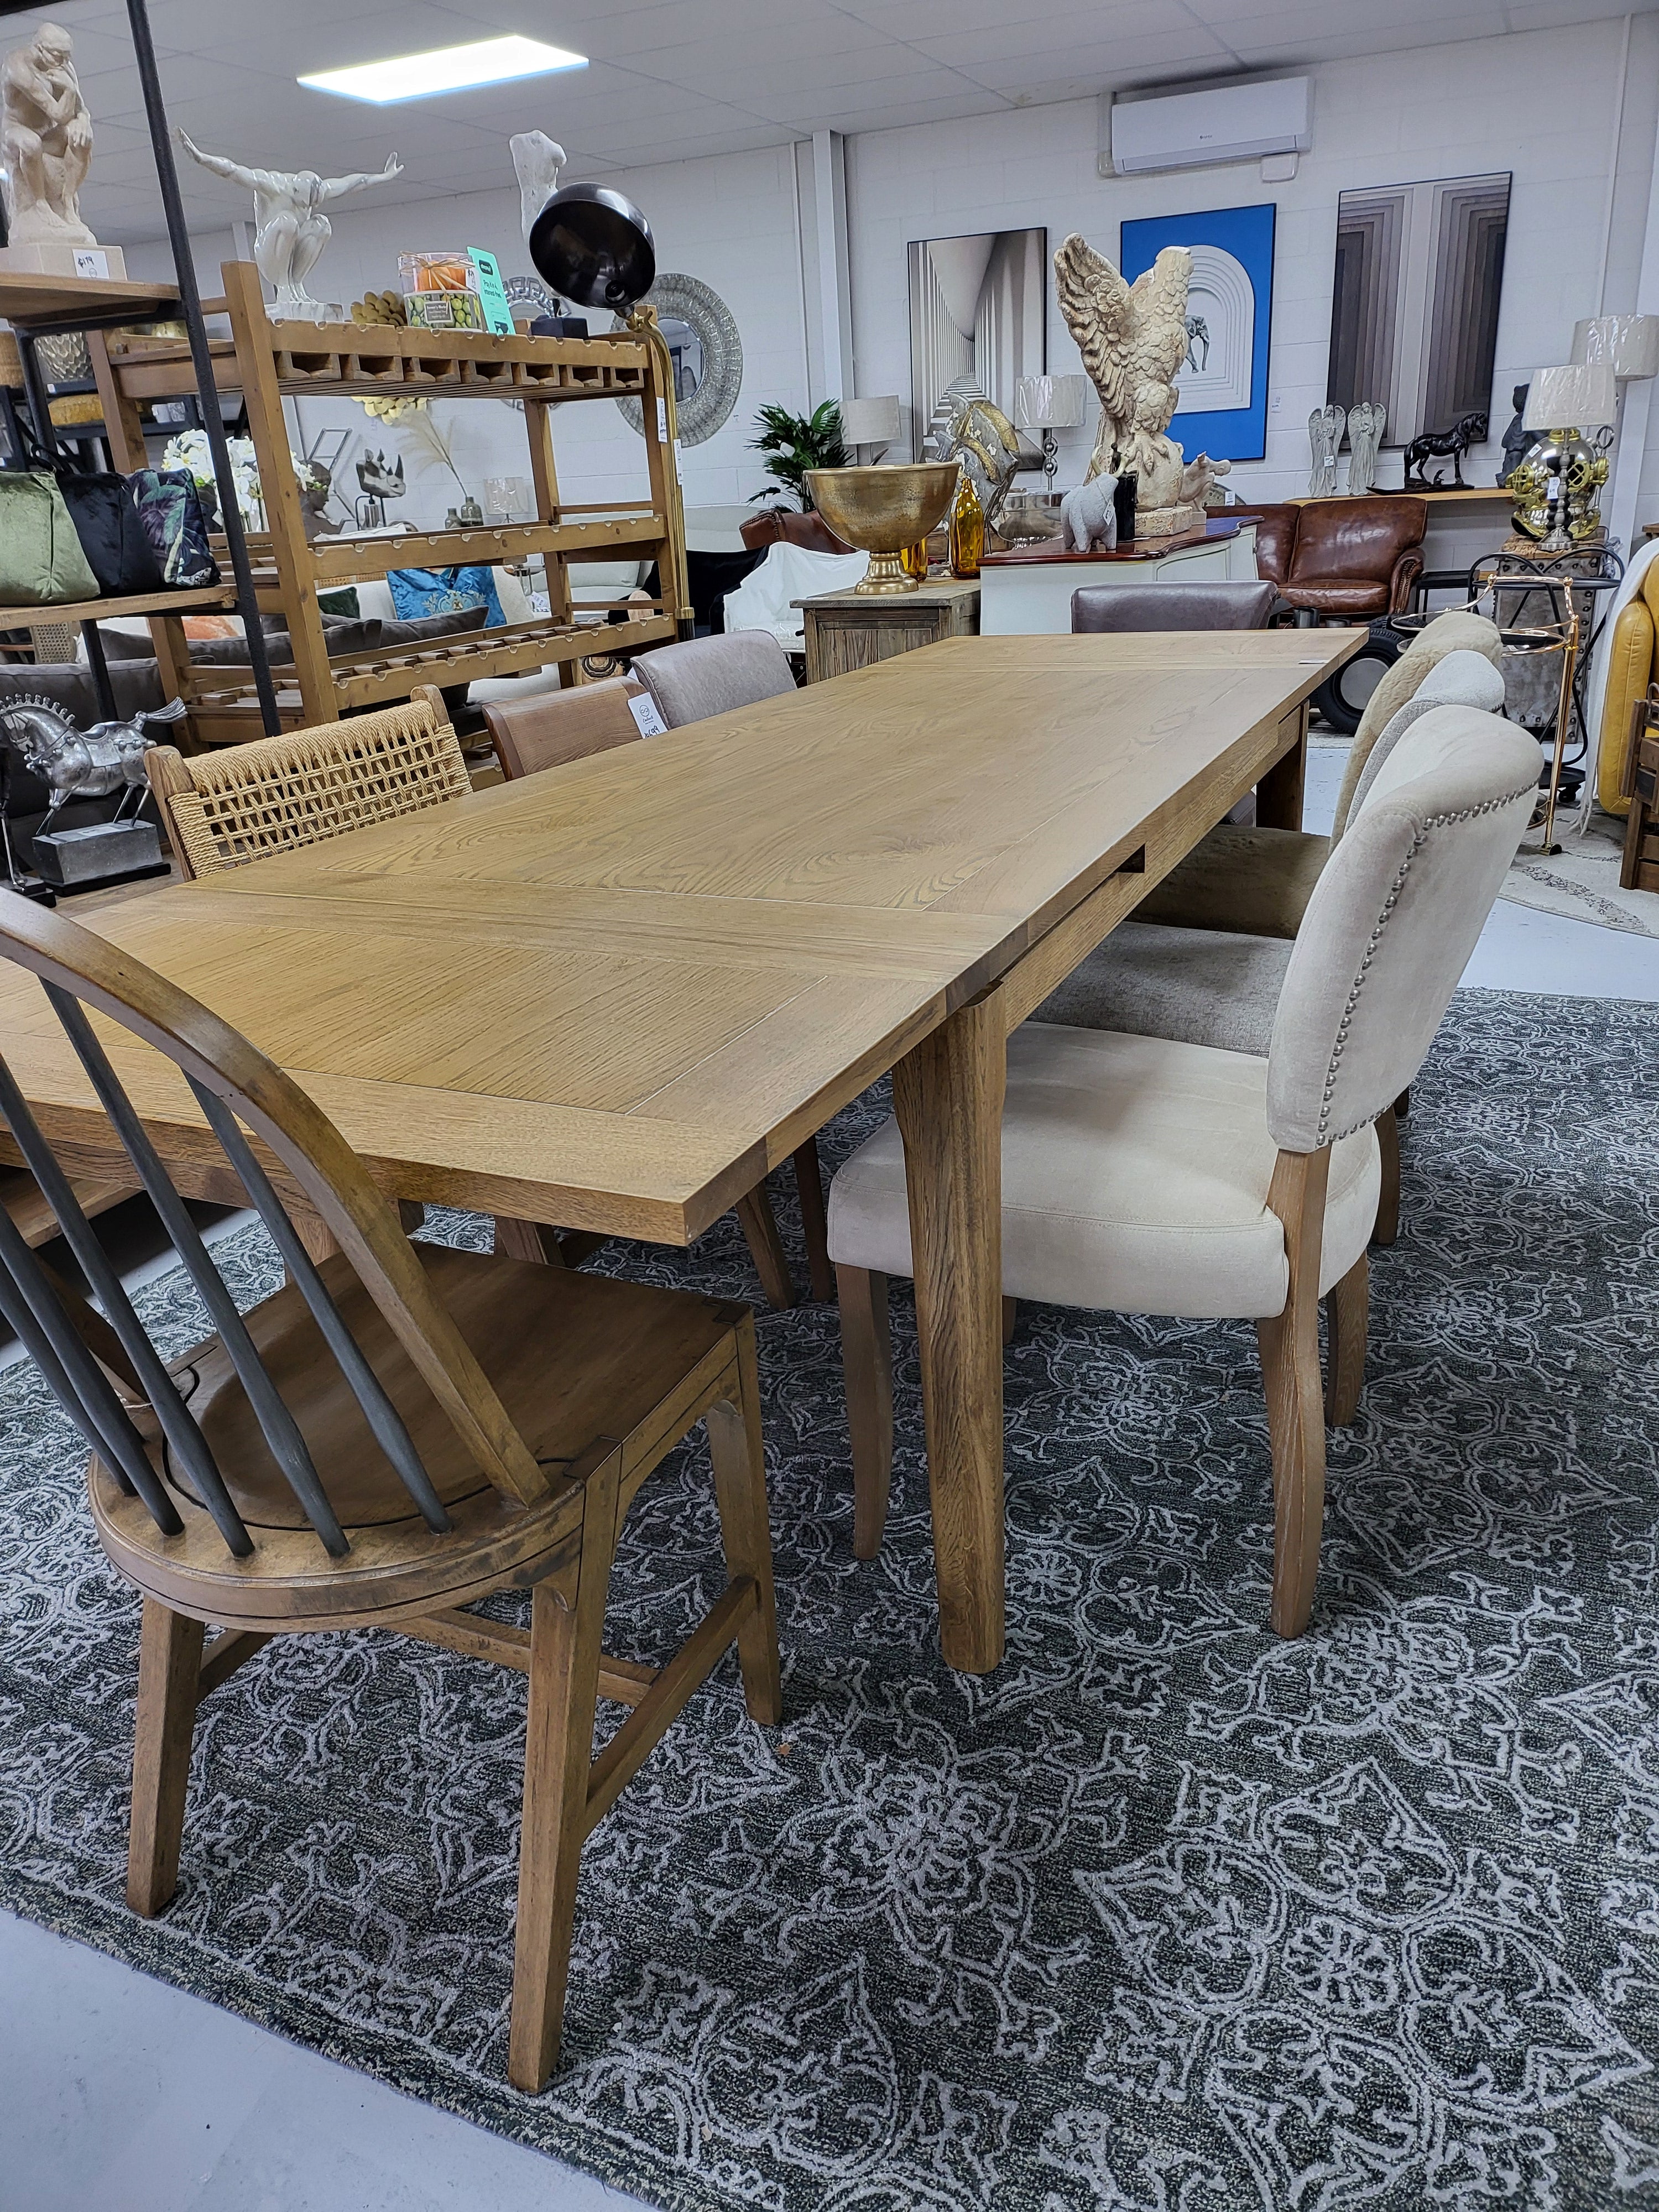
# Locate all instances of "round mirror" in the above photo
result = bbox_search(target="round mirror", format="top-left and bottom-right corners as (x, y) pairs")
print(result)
(613, 273), (743, 447)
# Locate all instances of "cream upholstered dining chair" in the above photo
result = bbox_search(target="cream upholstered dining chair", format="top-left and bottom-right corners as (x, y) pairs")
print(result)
(1136, 607), (1506, 939)
(1035, 648), (1511, 1244)
(0, 896), (779, 2093)
(827, 707), (1540, 1639)
(146, 691), (831, 1306)
(635, 630), (797, 727)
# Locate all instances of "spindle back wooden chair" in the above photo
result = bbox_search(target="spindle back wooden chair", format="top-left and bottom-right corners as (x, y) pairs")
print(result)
(0, 896), (780, 2091)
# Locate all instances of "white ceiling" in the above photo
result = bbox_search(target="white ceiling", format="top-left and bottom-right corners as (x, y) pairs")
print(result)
(6, 0), (1653, 243)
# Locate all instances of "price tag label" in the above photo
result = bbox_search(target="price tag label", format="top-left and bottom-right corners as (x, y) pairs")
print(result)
(467, 248), (517, 336)
(657, 398), (669, 441)
(628, 690), (669, 738)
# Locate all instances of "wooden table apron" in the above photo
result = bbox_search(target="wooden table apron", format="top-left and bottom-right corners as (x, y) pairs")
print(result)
(0, 628), (1359, 1673)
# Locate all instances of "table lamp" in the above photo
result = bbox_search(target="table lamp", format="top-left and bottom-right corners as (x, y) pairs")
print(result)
(838, 394), (902, 463)
(1014, 374), (1088, 484)
(1511, 363), (1617, 552)
(1571, 314), (1659, 381)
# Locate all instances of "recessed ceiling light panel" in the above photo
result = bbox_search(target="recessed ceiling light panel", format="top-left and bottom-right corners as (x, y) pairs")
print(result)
(299, 35), (587, 104)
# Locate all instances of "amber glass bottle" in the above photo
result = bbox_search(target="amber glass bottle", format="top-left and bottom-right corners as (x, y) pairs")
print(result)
(901, 539), (930, 581)
(949, 467), (984, 578)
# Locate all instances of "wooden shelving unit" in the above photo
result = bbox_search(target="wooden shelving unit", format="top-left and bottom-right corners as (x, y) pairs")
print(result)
(0, 583), (236, 632)
(87, 259), (690, 743)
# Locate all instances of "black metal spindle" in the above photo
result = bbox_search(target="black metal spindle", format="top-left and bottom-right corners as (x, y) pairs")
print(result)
(0, 1207), (182, 1528)
(123, 0), (280, 737)
(0, 1054), (252, 1552)
(46, 989), (347, 1554)
(188, 1080), (453, 1535)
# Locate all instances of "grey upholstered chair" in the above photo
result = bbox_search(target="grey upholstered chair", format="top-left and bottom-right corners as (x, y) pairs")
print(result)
(1032, 649), (1512, 1244)
(1071, 580), (1279, 632)
(1136, 608), (1506, 938)
(636, 630), (797, 727)
(828, 708), (1540, 1639)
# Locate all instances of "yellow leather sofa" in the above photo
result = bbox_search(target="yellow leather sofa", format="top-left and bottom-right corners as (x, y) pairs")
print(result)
(1595, 561), (1659, 813)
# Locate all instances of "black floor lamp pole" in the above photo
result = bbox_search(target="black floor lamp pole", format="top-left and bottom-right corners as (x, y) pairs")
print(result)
(123, 0), (281, 736)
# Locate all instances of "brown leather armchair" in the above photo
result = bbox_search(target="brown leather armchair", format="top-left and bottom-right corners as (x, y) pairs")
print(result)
(1243, 497), (1427, 618)
(740, 507), (854, 556)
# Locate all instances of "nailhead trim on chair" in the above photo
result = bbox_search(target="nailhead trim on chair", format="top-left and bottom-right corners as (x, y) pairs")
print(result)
(1314, 785), (1537, 1145)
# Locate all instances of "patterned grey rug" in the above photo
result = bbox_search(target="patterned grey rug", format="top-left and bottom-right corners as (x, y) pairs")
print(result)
(3, 989), (1658, 2211)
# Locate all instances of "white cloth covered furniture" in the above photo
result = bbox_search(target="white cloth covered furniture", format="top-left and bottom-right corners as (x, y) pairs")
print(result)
(828, 707), (1541, 1640)
(721, 541), (869, 648)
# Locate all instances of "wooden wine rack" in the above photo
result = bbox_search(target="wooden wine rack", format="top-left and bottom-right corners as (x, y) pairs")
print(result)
(88, 258), (690, 745)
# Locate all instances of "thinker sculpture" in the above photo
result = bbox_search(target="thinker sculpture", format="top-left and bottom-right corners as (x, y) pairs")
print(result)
(177, 131), (402, 321)
(1, 22), (96, 248)
(1053, 233), (1227, 538)
(510, 131), (566, 245)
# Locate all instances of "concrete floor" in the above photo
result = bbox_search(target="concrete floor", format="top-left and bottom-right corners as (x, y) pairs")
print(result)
(4, 744), (1656, 2212)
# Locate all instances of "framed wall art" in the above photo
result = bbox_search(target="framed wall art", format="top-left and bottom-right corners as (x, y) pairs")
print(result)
(1326, 173), (1510, 447)
(908, 227), (1047, 459)
(1119, 202), (1276, 462)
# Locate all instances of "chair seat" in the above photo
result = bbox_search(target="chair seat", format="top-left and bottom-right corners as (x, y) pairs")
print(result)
(828, 1024), (1379, 1321)
(92, 1248), (747, 1623)
(1034, 920), (1292, 1057)
(1135, 825), (1331, 938)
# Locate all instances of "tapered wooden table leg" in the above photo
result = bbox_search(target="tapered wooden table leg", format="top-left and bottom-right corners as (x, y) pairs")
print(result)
(893, 989), (1006, 1674)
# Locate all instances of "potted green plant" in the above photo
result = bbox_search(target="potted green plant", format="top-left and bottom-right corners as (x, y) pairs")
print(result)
(748, 400), (849, 510)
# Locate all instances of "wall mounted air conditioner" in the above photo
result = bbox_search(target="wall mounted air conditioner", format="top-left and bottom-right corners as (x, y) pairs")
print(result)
(1102, 77), (1312, 177)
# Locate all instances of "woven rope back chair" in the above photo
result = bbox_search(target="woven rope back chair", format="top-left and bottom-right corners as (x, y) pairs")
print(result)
(0, 895), (780, 2090)
(146, 691), (470, 882)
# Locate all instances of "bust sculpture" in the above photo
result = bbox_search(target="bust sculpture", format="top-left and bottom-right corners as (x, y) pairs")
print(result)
(510, 132), (566, 245)
(1052, 233), (1228, 538)
(177, 131), (403, 322)
(1, 22), (96, 248)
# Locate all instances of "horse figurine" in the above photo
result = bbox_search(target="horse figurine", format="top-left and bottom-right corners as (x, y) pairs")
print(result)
(0, 693), (187, 837)
(1402, 411), (1489, 491)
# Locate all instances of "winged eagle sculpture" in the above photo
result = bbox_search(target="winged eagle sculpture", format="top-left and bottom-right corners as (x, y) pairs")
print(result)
(1052, 232), (1228, 536)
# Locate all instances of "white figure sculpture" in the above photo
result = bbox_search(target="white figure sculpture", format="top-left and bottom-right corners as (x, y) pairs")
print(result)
(510, 131), (566, 245)
(1347, 401), (1386, 495)
(1053, 233), (1227, 539)
(1, 22), (96, 248)
(1060, 476), (1117, 554)
(1308, 405), (1345, 498)
(176, 131), (402, 322)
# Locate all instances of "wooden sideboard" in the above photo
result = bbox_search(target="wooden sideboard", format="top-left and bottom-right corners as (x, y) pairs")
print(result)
(795, 577), (979, 682)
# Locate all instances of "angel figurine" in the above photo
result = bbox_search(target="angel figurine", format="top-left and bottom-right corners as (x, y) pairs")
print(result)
(177, 130), (402, 321)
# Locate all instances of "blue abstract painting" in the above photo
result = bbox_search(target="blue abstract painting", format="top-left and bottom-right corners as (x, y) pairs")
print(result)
(1120, 202), (1275, 462)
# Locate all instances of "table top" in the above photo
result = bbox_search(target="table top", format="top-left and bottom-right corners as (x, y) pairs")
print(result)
(794, 578), (981, 609)
(981, 518), (1246, 567)
(0, 269), (181, 334)
(0, 632), (1357, 1243)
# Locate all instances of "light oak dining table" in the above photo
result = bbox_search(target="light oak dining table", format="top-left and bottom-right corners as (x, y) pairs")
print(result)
(0, 627), (1359, 1673)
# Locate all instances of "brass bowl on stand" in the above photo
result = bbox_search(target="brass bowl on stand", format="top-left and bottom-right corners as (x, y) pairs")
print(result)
(804, 463), (961, 593)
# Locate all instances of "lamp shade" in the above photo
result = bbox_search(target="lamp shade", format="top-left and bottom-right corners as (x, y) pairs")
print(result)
(838, 394), (902, 446)
(1523, 362), (1617, 431)
(1571, 314), (1659, 380)
(1014, 373), (1088, 430)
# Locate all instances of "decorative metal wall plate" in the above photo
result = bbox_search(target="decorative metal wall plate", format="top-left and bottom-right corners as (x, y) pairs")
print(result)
(503, 275), (560, 322)
(613, 273), (743, 447)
